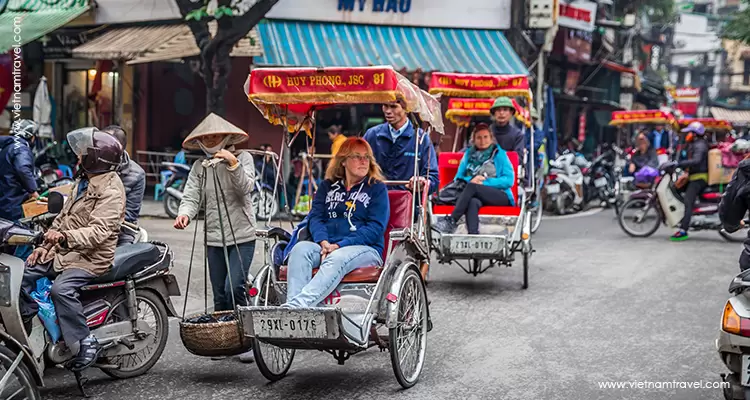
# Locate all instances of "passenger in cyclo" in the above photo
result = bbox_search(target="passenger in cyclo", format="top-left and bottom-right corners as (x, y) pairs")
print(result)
(670, 121), (710, 241)
(102, 125), (146, 246)
(434, 123), (515, 235)
(20, 128), (126, 371)
(629, 133), (659, 187)
(363, 98), (439, 194)
(283, 138), (390, 308)
(489, 97), (525, 162)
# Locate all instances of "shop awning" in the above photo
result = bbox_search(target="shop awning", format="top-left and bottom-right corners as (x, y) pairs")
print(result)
(0, 0), (90, 53)
(710, 107), (750, 125)
(72, 23), (262, 62)
(254, 20), (527, 75)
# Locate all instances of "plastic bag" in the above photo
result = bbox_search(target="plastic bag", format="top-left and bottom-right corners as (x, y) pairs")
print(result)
(30, 277), (61, 343)
(634, 166), (659, 186)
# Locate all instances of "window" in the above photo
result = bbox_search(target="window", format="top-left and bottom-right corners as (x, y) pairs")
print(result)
(744, 60), (750, 86)
(678, 69), (686, 86)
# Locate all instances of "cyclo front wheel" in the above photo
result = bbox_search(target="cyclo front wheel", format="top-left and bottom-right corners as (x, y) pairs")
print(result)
(389, 268), (428, 389)
(0, 344), (40, 400)
(252, 269), (295, 382)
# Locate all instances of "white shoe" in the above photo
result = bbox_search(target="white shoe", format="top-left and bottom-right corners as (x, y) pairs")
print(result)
(238, 351), (254, 364)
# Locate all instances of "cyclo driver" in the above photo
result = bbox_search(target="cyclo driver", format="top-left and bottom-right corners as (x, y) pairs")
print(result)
(20, 127), (126, 371)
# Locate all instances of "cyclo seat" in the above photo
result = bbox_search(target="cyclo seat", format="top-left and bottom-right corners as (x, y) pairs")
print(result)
(91, 243), (162, 283)
(278, 190), (413, 284)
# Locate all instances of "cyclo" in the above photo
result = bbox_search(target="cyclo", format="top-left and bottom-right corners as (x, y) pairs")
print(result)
(678, 118), (734, 144)
(237, 66), (440, 389)
(427, 72), (535, 288)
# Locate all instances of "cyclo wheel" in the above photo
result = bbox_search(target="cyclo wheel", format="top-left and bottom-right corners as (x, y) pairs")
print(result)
(0, 344), (40, 400)
(389, 268), (428, 389)
(252, 269), (295, 382)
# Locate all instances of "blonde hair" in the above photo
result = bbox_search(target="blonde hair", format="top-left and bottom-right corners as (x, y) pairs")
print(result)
(325, 137), (385, 184)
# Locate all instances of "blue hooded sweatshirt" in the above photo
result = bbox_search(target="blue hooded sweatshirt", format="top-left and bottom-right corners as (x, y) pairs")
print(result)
(454, 144), (516, 206)
(363, 121), (439, 194)
(0, 136), (38, 220)
(308, 178), (390, 256)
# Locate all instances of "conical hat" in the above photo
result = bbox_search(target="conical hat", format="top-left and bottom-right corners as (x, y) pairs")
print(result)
(182, 113), (248, 150)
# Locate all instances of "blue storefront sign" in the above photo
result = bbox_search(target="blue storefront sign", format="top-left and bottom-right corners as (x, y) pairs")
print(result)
(338, 0), (411, 13)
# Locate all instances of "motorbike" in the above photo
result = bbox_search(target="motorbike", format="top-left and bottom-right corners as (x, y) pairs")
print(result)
(718, 259), (750, 400)
(162, 162), (191, 220)
(617, 163), (747, 241)
(545, 152), (587, 215)
(0, 193), (180, 397)
(581, 144), (623, 210)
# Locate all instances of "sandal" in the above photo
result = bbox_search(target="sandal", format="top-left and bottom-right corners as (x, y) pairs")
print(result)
(69, 335), (102, 372)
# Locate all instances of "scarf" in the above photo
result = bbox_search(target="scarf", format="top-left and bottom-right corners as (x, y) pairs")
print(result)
(464, 146), (495, 178)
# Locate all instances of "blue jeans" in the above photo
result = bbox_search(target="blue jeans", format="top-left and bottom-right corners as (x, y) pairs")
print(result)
(285, 242), (382, 308)
(206, 241), (255, 311)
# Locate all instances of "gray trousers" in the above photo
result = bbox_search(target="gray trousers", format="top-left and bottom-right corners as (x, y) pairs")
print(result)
(20, 263), (95, 347)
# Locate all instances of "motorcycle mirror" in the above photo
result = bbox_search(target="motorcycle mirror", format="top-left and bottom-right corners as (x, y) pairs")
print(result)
(47, 192), (65, 214)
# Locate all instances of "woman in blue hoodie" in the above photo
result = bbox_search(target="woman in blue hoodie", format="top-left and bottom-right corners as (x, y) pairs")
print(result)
(283, 138), (390, 308)
(436, 123), (515, 235)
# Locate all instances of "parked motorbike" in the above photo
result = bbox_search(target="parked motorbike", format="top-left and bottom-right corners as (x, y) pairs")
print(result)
(581, 144), (622, 210)
(718, 258), (750, 400)
(162, 162), (191, 219)
(0, 193), (180, 396)
(617, 163), (747, 241)
(545, 152), (586, 215)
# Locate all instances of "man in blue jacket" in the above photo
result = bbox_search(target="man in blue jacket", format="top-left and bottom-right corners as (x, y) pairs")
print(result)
(363, 100), (439, 194)
(0, 119), (39, 221)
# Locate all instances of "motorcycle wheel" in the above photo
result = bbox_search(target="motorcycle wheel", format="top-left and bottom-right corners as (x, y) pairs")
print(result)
(0, 345), (40, 400)
(100, 290), (170, 379)
(255, 189), (279, 221)
(617, 197), (661, 238)
(163, 182), (184, 220)
(555, 183), (575, 215)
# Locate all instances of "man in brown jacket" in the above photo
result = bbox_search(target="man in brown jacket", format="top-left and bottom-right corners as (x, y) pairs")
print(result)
(20, 127), (126, 372)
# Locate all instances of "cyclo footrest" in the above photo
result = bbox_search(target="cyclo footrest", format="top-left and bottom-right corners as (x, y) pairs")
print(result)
(238, 306), (363, 351)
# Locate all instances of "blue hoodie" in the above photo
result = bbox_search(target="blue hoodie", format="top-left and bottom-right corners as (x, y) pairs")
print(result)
(0, 136), (37, 220)
(308, 178), (390, 256)
(363, 121), (439, 194)
(454, 144), (516, 206)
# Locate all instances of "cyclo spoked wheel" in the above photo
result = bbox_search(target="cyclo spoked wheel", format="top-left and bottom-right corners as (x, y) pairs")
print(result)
(617, 197), (661, 238)
(0, 345), (40, 400)
(252, 271), (295, 382)
(389, 268), (428, 389)
(530, 175), (544, 233)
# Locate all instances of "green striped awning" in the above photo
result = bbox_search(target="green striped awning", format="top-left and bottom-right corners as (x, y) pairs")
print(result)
(0, 0), (90, 53)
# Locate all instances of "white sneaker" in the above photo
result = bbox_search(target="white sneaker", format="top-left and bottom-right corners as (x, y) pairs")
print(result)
(238, 350), (254, 364)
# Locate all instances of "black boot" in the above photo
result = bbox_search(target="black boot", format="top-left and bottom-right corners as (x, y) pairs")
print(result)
(435, 216), (457, 234)
(69, 335), (102, 372)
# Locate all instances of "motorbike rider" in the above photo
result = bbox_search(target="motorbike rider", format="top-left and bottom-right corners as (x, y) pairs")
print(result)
(0, 119), (39, 221)
(102, 125), (145, 245)
(489, 97), (525, 162)
(670, 121), (710, 241)
(719, 156), (750, 271)
(19, 127), (126, 371)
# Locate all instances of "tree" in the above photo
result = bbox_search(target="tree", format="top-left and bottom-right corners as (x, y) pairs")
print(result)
(175, 0), (279, 116)
(722, 0), (750, 44)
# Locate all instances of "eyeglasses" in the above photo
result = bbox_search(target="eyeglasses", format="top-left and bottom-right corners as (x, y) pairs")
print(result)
(347, 154), (370, 162)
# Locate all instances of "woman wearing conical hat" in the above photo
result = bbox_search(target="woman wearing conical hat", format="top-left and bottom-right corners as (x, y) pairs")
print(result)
(173, 113), (257, 361)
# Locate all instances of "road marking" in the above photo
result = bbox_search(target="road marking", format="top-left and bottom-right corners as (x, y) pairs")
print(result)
(543, 208), (604, 220)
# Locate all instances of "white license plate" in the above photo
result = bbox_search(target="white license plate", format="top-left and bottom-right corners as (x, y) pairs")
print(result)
(594, 177), (608, 188)
(546, 183), (560, 194)
(449, 236), (503, 255)
(252, 313), (327, 339)
(742, 355), (750, 386)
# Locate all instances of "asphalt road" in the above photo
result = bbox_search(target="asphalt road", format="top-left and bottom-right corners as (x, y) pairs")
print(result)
(40, 210), (741, 400)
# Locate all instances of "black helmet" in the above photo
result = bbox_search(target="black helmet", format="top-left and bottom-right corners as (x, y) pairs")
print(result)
(66, 127), (123, 174)
(12, 119), (38, 141)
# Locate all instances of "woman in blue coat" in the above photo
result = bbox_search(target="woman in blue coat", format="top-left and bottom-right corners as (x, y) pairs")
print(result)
(436, 123), (515, 235)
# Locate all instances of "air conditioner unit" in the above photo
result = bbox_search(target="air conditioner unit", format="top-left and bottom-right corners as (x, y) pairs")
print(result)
(527, 0), (556, 29)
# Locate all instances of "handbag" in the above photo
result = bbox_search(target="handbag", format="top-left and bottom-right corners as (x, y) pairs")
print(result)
(435, 179), (467, 205)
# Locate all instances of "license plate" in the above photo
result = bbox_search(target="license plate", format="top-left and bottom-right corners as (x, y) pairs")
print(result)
(595, 177), (608, 188)
(546, 183), (560, 194)
(252, 313), (327, 339)
(742, 355), (750, 386)
(449, 236), (503, 255)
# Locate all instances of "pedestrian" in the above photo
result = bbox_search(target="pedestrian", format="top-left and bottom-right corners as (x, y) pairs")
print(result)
(0, 119), (39, 222)
(102, 125), (146, 245)
(172, 113), (256, 363)
(328, 125), (347, 156)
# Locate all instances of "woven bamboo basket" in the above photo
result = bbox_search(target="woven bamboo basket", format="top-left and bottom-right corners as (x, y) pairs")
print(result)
(179, 311), (251, 357)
